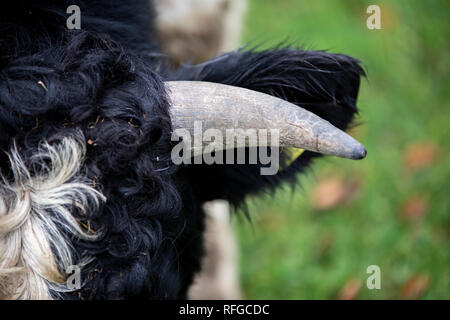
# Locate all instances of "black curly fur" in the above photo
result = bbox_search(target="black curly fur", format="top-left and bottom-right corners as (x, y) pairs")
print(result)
(0, 0), (365, 299)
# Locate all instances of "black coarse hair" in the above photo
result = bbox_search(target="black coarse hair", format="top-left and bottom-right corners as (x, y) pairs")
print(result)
(0, 0), (365, 299)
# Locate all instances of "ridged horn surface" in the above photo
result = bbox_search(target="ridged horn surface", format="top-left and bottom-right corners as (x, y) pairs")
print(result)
(166, 81), (366, 160)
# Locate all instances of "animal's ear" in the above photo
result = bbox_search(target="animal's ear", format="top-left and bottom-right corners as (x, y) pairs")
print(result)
(173, 48), (366, 207)
(182, 48), (366, 130)
(274, 49), (366, 131)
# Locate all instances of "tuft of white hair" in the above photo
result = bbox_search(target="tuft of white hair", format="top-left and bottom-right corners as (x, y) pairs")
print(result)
(0, 134), (106, 299)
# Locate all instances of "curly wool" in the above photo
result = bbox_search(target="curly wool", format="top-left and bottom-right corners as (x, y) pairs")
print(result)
(0, 24), (190, 298)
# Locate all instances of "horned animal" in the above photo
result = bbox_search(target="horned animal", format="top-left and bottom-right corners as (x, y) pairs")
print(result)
(0, 0), (366, 299)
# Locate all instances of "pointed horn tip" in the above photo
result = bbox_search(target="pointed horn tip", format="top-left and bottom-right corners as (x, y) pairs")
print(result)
(350, 144), (367, 160)
(328, 128), (367, 160)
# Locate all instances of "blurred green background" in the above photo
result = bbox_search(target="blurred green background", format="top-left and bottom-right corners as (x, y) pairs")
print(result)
(233, 0), (449, 299)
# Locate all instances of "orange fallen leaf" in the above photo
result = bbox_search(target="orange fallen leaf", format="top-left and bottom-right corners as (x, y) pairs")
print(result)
(311, 176), (361, 210)
(404, 141), (438, 171)
(401, 274), (429, 299)
(400, 195), (428, 221)
(338, 278), (361, 300)
(378, 4), (397, 30)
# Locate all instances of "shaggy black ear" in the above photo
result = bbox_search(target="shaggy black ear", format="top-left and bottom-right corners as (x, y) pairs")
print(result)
(172, 48), (366, 206)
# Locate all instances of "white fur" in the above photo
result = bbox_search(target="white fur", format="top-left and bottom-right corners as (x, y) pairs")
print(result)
(0, 134), (106, 299)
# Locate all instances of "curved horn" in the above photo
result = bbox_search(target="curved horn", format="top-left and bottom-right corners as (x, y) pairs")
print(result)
(166, 81), (366, 160)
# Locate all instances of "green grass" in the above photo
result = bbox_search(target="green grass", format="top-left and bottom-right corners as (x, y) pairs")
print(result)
(233, 0), (450, 299)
